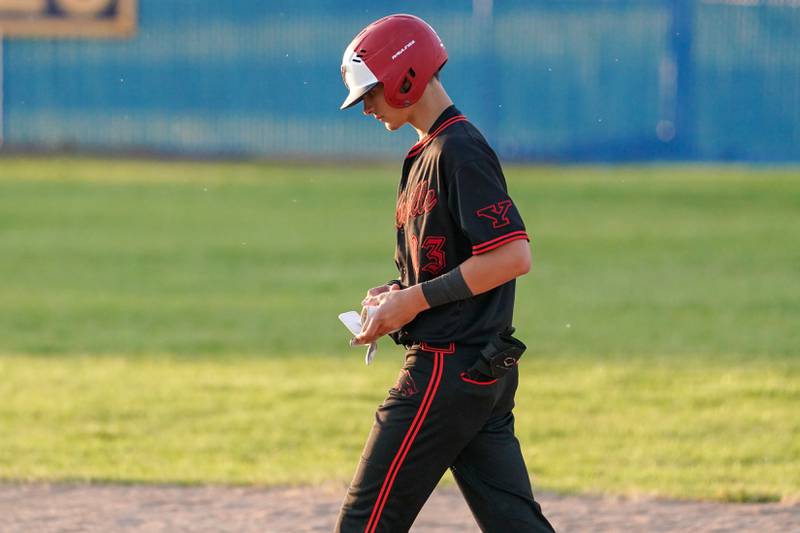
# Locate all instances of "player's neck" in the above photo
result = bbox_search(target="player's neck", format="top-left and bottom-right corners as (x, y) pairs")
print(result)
(408, 82), (454, 141)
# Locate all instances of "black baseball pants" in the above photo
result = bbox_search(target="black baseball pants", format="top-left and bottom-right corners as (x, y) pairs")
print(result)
(335, 342), (555, 533)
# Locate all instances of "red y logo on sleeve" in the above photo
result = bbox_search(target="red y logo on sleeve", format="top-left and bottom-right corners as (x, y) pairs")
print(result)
(476, 200), (513, 229)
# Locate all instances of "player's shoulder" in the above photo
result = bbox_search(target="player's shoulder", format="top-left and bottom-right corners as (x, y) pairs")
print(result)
(432, 119), (498, 170)
(429, 119), (500, 179)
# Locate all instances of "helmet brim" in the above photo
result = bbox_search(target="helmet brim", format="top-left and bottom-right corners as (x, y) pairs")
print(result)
(340, 82), (378, 110)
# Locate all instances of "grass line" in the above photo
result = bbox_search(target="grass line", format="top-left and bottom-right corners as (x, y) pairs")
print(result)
(0, 158), (798, 501)
(0, 353), (797, 502)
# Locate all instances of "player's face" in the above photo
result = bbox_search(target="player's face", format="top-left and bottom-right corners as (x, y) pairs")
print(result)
(362, 84), (408, 131)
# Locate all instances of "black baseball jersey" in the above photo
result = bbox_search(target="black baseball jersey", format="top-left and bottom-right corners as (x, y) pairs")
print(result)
(393, 105), (529, 345)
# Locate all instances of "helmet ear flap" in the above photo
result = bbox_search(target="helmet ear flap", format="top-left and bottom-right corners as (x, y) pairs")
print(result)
(395, 68), (417, 107)
(399, 68), (416, 94)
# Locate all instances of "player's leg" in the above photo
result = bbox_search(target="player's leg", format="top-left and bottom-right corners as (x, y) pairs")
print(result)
(336, 348), (482, 533)
(450, 399), (555, 531)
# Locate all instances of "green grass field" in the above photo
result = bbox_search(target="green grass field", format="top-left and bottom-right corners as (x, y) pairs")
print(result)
(0, 157), (798, 502)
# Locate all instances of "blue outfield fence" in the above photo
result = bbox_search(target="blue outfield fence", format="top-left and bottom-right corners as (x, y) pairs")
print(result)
(1, 0), (799, 162)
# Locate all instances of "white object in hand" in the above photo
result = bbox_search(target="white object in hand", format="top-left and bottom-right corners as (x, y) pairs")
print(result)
(338, 311), (363, 337)
(338, 308), (379, 365)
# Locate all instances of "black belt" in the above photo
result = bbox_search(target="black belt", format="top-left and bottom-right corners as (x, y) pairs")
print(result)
(394, 327), (526, 380)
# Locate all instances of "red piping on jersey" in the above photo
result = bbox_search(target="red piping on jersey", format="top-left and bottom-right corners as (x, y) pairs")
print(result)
(364, 351), (444, 533)
(406, 115), (468, 158)
(472, 230), (530, 255)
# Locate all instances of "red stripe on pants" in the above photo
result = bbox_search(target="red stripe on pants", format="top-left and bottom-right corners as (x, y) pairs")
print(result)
(364, 351), (444, 533)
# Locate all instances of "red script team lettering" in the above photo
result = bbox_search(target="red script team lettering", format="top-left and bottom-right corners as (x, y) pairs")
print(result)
(396, 180), (437, 228)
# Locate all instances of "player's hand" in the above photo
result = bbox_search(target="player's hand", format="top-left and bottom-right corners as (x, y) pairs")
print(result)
(361, 282), (401, 306)
(354, 286), (429, 345)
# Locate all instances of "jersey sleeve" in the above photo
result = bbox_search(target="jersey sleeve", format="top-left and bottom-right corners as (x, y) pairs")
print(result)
(447, 158), (529, 255)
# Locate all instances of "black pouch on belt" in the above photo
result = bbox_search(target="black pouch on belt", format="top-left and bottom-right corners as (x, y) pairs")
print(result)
(466, 327), (527, 380)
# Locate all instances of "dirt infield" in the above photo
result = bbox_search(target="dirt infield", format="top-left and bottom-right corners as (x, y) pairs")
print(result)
(0, 483), (798, 532)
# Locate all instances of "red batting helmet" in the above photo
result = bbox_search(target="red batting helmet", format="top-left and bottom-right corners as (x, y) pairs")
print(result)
(340, 14), (448, 110)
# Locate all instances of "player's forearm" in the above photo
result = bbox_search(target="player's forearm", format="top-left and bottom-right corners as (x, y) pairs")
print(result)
(459, 239), (531, 295)
(415, 239), (531, 312)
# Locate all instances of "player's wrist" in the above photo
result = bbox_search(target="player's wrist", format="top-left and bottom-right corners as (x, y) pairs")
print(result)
(419, 265), (474, 308)
(402, 285), (430, 314)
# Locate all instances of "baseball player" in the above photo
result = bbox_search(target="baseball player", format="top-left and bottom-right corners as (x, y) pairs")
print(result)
(335, 14), (555, 533)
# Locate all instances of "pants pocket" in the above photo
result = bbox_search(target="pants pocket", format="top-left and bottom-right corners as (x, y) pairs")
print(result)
(388, 368), (420, 398)
(459, 370), (497, 386)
